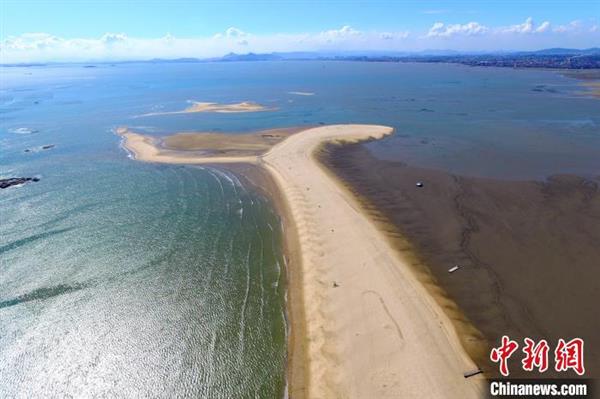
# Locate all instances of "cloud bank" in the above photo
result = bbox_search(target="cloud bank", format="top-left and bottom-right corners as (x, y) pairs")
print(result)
(1, 18), (598, 63)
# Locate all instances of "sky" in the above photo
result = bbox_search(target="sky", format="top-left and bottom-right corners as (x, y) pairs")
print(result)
(1, 0), (599, 63)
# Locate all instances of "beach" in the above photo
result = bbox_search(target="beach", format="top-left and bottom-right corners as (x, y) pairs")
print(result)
(117, 127), (258, 164)
(5, 58), (599, 398)
(119, 125), (485, 398)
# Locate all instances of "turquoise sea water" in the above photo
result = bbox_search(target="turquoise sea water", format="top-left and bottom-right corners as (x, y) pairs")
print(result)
(1, 61), (599, 397)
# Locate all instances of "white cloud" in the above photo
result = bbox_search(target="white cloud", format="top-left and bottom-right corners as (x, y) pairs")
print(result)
(536, 21), (551, 33)
(3, 33), (63, 51)
(320, 25), (360, 42)
(426, 21), (488, 37)
(212, 27), (249, 45)
(554, 20), (583, 33)
(100, 33), (127, 44)
(500, 17), (550, 34)
(502, 17), (534, 33)
(225, 27), (246, 38)
(0, 19), (598, 63)
(380, 31), (410, 40)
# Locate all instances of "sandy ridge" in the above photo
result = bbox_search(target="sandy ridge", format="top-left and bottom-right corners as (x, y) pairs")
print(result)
(137, 101), (274, 117)
(261, 125), (484, 398)
(116, 127), (258, 164)
(119, 124), (485, 398)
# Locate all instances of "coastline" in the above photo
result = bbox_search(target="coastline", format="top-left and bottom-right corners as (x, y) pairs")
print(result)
(136, 101), (275, 117)
(218, 163), (308, 398)
(119, 125), (485, 398)
(116, 127), (258, 164)
(320, 142), (600, 378)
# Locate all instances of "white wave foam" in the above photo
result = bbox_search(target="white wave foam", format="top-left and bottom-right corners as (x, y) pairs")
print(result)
(9, 127), (38, 134)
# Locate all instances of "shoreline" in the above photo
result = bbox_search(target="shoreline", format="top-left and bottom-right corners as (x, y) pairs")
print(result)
(119, 125), (485, 397)
(320, 142), (600, 378)
(316, 144), (490, 371)
(217, 163), (308, 398)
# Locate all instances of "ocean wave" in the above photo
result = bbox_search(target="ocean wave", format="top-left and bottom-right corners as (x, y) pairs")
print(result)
(288, 91), (315, 96)
(8, 127), (38, 134)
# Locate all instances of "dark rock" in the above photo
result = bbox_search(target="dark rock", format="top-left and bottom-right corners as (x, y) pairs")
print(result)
(0, 177), (39, 189)
(24, 145), (55, 153)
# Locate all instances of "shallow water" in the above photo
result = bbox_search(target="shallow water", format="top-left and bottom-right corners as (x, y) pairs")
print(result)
(1, 61), (599, 396)
(1, 65), (289, 396)
(0, 161), (287, 397)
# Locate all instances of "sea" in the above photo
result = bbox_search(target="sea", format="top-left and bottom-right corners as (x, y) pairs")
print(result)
(1, 61), (599, 397)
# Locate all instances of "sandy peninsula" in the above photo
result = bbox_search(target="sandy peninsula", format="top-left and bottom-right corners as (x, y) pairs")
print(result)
(138, 101), (274, 117)
(118, 125), (484, 398)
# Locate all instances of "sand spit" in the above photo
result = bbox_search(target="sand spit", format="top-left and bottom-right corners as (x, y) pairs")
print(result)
(138, 101), (274, 117)
(116, 126), (304, 162)
(119, 125), (484, 398)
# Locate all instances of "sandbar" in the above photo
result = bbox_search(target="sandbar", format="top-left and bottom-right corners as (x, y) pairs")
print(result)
(119, 125), (485, 398)
(138, 101), (274, 117)
(116, 126), (299, 164)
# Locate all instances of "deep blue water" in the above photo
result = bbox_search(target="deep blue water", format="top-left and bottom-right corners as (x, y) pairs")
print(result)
(1, 61), (599, 397)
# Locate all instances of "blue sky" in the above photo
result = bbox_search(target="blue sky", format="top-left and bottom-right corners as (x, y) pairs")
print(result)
(1, 0), (599, 62)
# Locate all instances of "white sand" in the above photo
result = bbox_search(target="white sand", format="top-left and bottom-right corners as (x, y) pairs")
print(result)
(138, 101), (273, 117)
(120, 124), (485, 398)
(116, 128), (257, 164)
(263, 125), (484, 398)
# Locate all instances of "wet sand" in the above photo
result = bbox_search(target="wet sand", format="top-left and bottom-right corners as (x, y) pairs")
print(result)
(319, 142), (600, 378)
(562, 69), (600, 98)
(582, 81), (600, 98)
(138, 101), (274, 117)
(116, 126), (300, 164)
(162, 127), (302, 155)
(120, 125), (485, 398)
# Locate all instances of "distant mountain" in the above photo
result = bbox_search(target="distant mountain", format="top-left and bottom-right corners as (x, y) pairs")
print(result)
(220, 52), (283, 61)
(146, 57), (203, 63)
(3, 48), (599, 69)
(521, 48), (600, 56)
